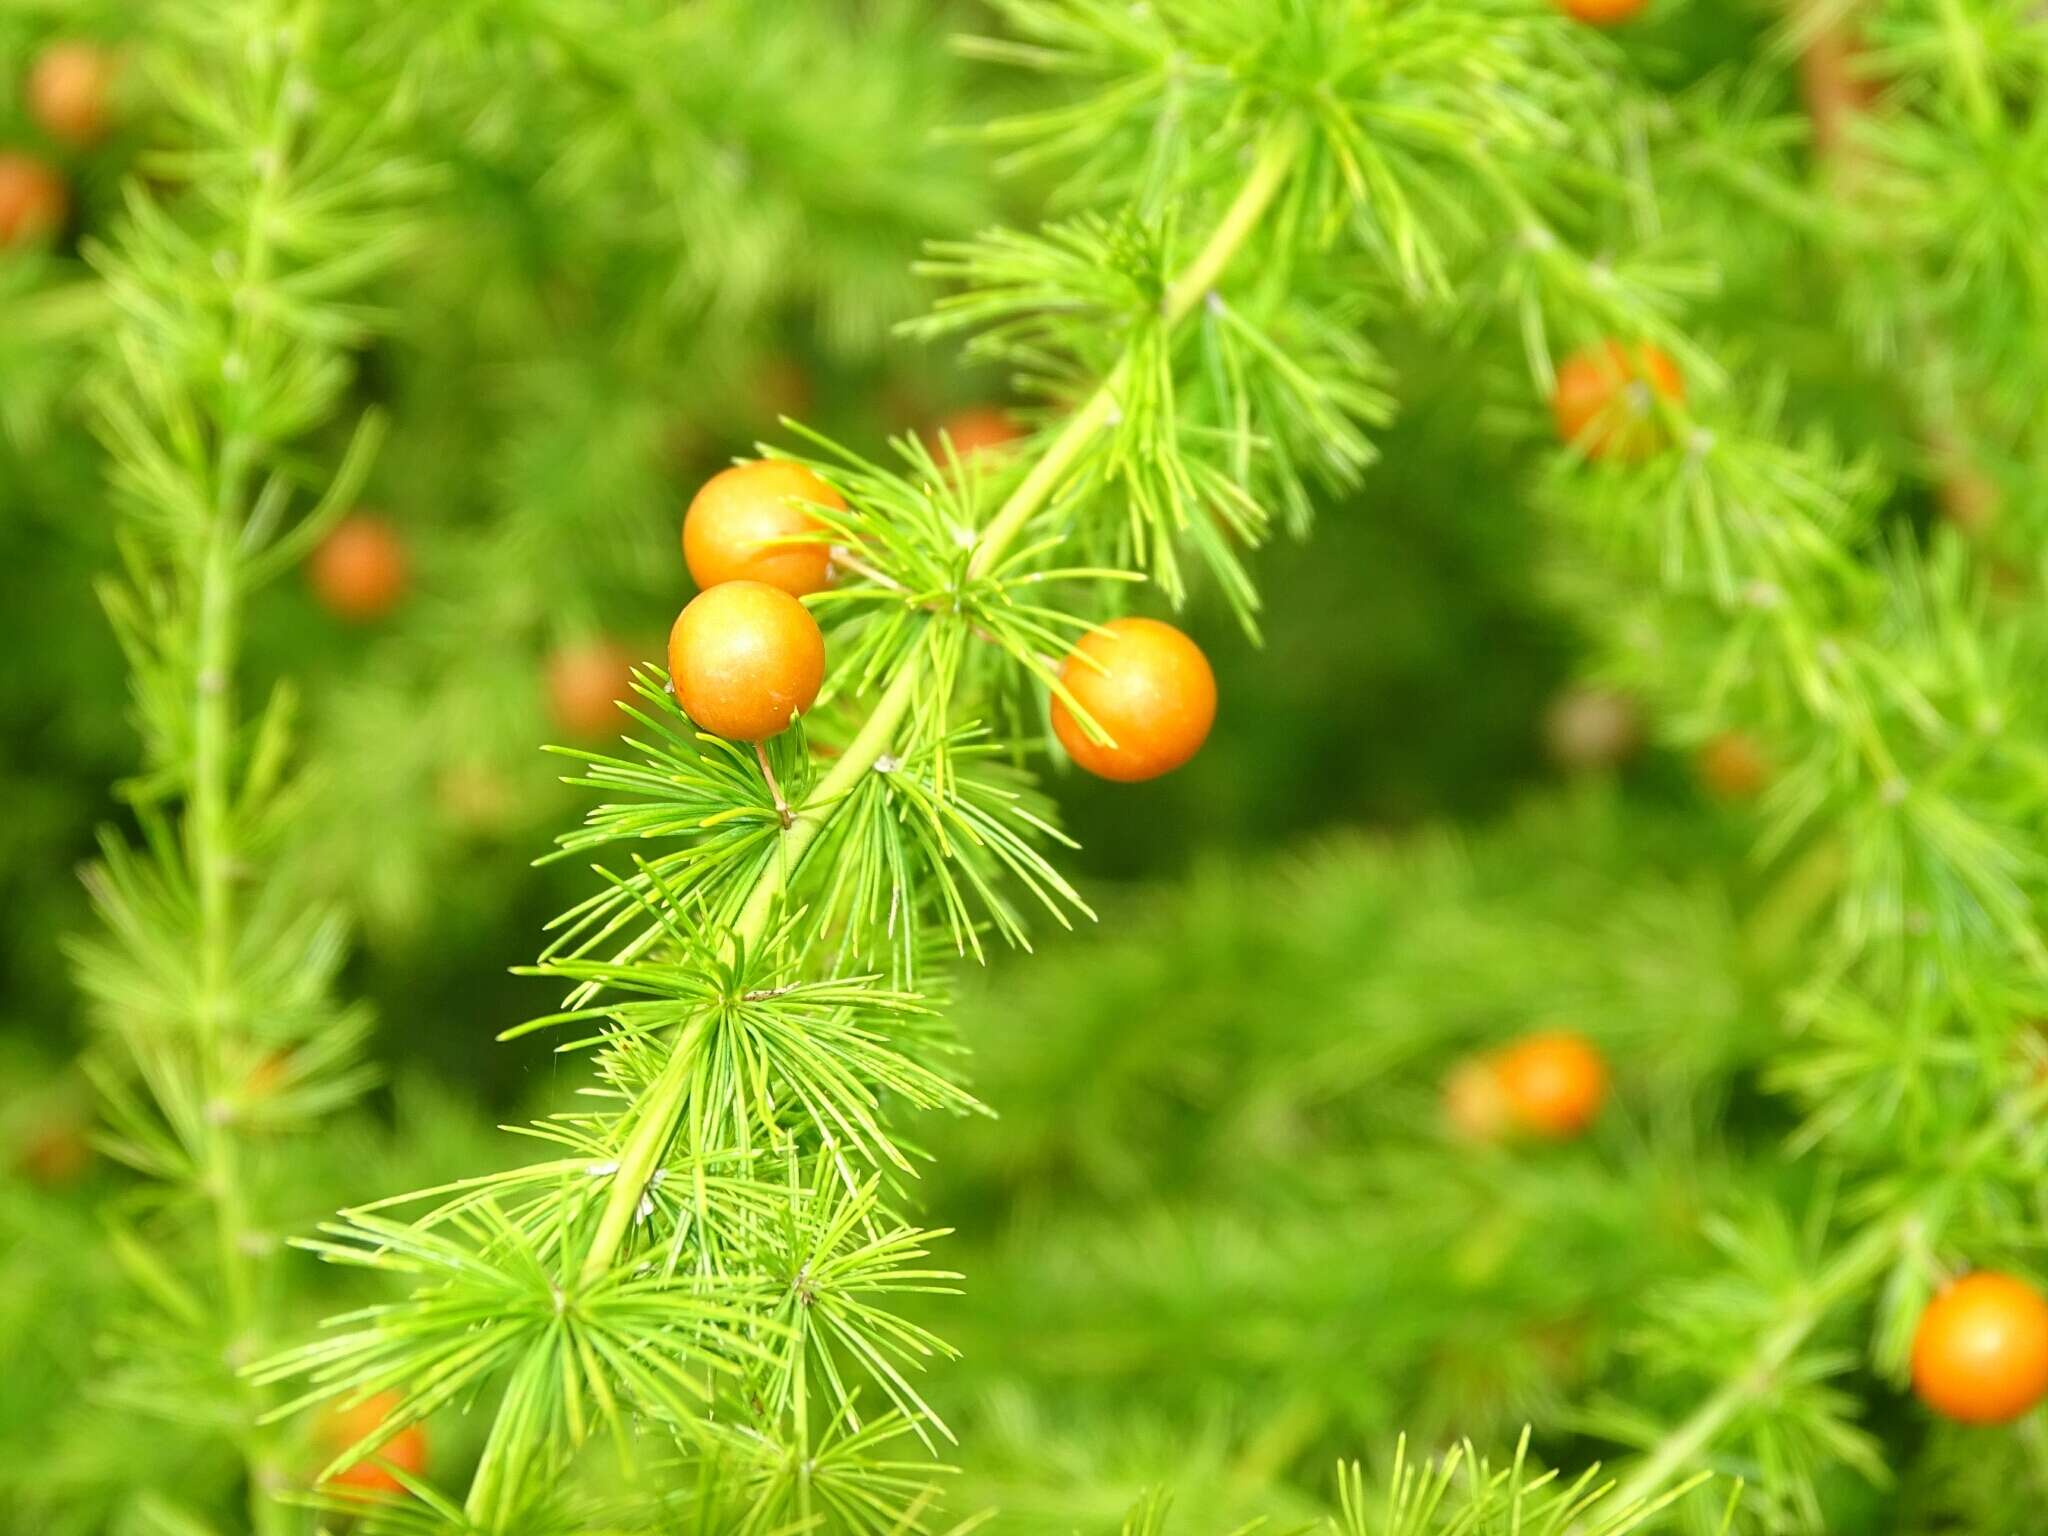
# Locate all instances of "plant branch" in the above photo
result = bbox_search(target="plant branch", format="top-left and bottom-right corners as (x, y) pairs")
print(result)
(570, 119), (1307, 1290)
(1601, 1215), (1904, 1516)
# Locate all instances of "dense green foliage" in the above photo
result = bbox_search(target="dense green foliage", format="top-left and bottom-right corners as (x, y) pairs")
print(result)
(6, 0), (2048, 1533)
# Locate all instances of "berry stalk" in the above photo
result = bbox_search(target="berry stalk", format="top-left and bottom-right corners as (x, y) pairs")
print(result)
(571, 118), (1306, 1289)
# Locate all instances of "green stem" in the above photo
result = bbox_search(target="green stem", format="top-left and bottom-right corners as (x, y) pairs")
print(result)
(571, 120), (1308, 1287)
(573, 1015), (705, 1291)
(192, 16), (295, 1532)
(191, 511), (285, 1534)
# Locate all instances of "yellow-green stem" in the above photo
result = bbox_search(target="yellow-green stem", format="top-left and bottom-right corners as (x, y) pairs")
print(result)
(191, 505), (285, 1534)
(571, 119), (1308, 1290)
(192, 15), (296, 1531)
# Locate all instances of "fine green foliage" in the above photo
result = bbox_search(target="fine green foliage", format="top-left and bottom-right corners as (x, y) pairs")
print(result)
(10, 0), (982, 1530)
(56, 3), (427, 1531)
(258, 0), (1632, 1530)
(17, 0), (2048, 1533)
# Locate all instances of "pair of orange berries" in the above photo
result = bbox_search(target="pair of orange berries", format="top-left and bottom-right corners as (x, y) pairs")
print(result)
(1444, 1031), (1609, 1141)
(0, 43), (121, 248)
(309, 514), (637, 739)
(670, 458), (1216, 781)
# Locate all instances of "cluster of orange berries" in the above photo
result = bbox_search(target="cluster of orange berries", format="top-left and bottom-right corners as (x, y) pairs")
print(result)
(1444, 1031), (1609, 1142)
(669, 449), (1217, 782)
(301, 403), (1221, 775)
(0, 40), (117, 248)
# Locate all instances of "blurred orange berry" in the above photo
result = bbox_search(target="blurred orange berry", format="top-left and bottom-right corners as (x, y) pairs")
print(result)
(749, 353), (812, 426)
(546, 640), (642, 738)
(18, 1118), (91, 1186)
(1542, 687), (1641, 773)
(1553, 0), (1649, 23)
(318, 1390), (427, 1495)
(1552, 340), (1683, 461)
(1495, 1032), (1608, 1139)
(1912, 1272), (2048, 1424)
(0, 152), (67, 246)
(1697, 730), (1771, 801)
(29, 42), (118, 147)
(309, 515), (408, 622)
(931, 405), (1023, 469)
(1443, 1056), (1513, 1141)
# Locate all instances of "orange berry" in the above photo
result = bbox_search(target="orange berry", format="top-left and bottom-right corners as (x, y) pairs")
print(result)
(1697, 730), (1770, 801)
(1051, 617), (1217, 783)
(1552, 340), (1684, 461)
(547, 639), (641, 738)
(318, 1390), (428, 1495)
(309, 515), (408, 622)
(0, 152), (66, 246)
(1553, 0), (1649, 23)
(1495, 1032), (1608, 1139)
(29, 42), (117, 148)
(667, 581), (825, 743)
(1911, 1272), (2048, 1424)
(931, 405), (1023, 467)
(683, 460), (840, 597)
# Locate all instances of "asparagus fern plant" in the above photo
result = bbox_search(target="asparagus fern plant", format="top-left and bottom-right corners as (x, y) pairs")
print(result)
(34, 0), (2048, 1532)
(250, 1), (1684, 1530)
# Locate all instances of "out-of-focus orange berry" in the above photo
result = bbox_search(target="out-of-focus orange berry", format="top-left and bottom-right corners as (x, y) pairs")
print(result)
(1697, 730), (1771, 801)
(0, 152), (67, 246)
(318, 1390), (428, 1495)
(309, 515), (408, 622)
(1911, 1272), (2048, 1424)
(29, 43), (118, 147)
(1495, 1032), (1608, 1139)
(1552, 340), (1684, 461)
(547, 640), (641, 738)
